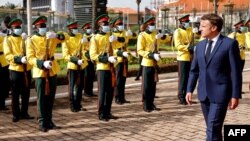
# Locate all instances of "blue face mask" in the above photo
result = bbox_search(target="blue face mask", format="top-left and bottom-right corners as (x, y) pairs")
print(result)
(101, 26), (110, 33)
(86, 29), (92, 34)
(240, 26), (247, 32)
(13, 28), (22, 36)
(117, 25), (124, 31)
(72, 29), (78, 35)
(148, 25), (156, 32)
(184, 22), (190, 28)
(38, 28), (47, 36)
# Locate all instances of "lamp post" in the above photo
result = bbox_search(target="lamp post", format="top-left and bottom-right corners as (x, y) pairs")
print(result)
(224, 2), (234, 34)
(161, 7), (170, 30)
(47, 9), (55, 31)
(175, 6), (179, 28)
(136, 0), (141, 28)
(16, 7), (25, 30)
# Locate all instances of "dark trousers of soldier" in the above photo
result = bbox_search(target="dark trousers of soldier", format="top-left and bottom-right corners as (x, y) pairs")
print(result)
(115, 62), (128, 103)
(35, 75), (56, 128)
(67, 69), (85, 110)
(142, 66), (156, 110)
(135, 55), (143, 80)
(10, 70), (31, 117)
(0, 65), (10, 109)
(177, 61), (191, 104)
(240, 59), (245, 72)
(84, 61), (95, 96)
(97, 70), (114, 118)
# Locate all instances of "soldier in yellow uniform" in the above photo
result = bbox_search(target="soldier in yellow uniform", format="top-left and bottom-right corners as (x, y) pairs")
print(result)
(228, 20), (247, 72)
(110, 16), (133, 105)
(81, 22), (96, 97)
(0, 16), (11, 111)
(244, 19), (250, 90)
(90, 14), (118, 121)
(62, 21), (88, 112)
(3, 18), (34, 122)
(27, 16), (65, 132)
(137, 17), (165, 112)
(173, 14), (194, 105)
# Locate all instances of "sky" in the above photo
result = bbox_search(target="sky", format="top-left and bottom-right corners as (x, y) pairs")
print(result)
(0, 0), (151, 10)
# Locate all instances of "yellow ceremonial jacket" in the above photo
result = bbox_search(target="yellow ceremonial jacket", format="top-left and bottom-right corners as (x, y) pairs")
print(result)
(3, 35), (32, 72)
(82, 33), (92, 61)
(137, 31), (162, 67)
(228, 32), (246, 60)
(173, 27), (193, 61)
(0, 36), (8, 67)
(90, 33), (112, 70)
(27, 34), (63, 78)
(62, 33), (88, 70)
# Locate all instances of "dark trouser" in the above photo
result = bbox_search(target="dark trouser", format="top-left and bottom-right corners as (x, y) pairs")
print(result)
(201, 98), (228, 141)
(97, 70), (114, 118)
(135, 55), (143, 79)
(142, 66), (156, 110)
(240, 59), (245, 72)
(84, 61), (95, 96)
(0, 65), (10, 109)
(67, 69), (85, 110)
(115, 62), (127, 102)
(10, 70), (31, 117)
(177, 61), (191, 102)
(35, 76), (57, 127)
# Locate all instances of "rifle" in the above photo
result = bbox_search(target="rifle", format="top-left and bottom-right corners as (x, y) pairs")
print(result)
(76, 41), (83, 85)
(153, 31), (160, 82)
(22, 38), (28, 88)
(122, 42), (128, 77)
(44, 39), (51, 96)
(109, 30), (116, 87)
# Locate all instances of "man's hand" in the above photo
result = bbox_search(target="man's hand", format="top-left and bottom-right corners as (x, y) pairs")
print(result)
(186, 92), (193, 105)
(21, 56), (27, 64)
(21, 33), (28, 40)
(109, 35), (117, 42)
(153, 53), (161, 61)
(108, 56), (117, 63)
(228, 98), (239, 110)
(46, 32), (57, 39)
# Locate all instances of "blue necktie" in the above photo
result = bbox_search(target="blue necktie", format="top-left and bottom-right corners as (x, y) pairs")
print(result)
(205, 40), (213, 62)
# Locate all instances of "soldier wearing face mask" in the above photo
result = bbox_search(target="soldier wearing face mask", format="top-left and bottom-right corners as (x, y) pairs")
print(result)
(81, 22), (96, 97)
(62, 21), (88, 112)
(26, 16), (65, 132)
(3, 18), (34, 122)
(137, 16), (166, 112)
(228, 20), (246, 72)
(89, 14), (118, 121)
(173, 14), (193, 105)
(245, 19), (250, 90)
(110, 17), (133, 105)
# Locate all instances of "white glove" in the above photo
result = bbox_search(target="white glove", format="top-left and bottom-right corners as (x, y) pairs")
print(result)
(122, 52), (129, 58)
(109, 35), (117, 42)
(43, 61), (52, 69)
(46, 32), (57, 39)
(153, 53), (161, 61)
(192, 27), (199, 33)
(126, 30), (133, 36)
(21, 33), (28, 39)
(155, 33), (163, 39)
(21, 56), (27, 64)
(81, 37), (88, 43)
(108, 56), (117, 63)
(77, 60), (83, 65)
(0, 32), (7, 37)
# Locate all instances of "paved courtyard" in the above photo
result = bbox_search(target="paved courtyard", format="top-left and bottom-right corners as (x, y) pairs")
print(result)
(1, 57), (250, 141)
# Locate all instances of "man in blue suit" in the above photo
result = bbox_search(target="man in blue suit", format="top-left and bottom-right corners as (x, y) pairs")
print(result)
(186, 14), (242, 141)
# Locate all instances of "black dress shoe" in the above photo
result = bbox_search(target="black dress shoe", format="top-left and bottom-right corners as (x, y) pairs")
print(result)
(39, 126), (48, 132)
(134, 77), (140, 81)
(47, 121), (61, 129)
(115, 100), (123, 105)
(107, 114), (118, 120)
(122, 99), (130, 103)
(154, 96), (159, 98)
(99, 116), (109, 122)
(20, 114), (35, 120)
(84, 93), (97, 97)
(143, 108), (153, 113)
(152, 105), (161, 111)
(0, 106), (9, 111)
(12, 116), (19, 122)
(179, 101), (188, 105)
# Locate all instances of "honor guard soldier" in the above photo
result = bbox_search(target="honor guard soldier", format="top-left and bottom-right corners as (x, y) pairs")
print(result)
(244, 19), (250, 90)
(137, 16), (165, 112)
(3, 18), (34, 122)
(173, 14), (194, 105)
(0, 16), (11, 111)
(27, 16), (65, 132)
(62, 21), (88, 112)
(228, 20), (247, 72)
(81, 22), (96, 97)
(110, 16), (132, 105)
(90, 14), (118, 121)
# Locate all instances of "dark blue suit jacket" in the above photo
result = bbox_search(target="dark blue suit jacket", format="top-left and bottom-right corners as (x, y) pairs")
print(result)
(187, 34), (242, 103)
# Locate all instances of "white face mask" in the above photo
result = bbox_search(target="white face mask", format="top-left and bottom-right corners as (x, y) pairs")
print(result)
(184, 22), (190, 28)
(101, 25), (110, 33)
(38, 28), (47, 36)
(117, 25), (124, 31)
(72, 29), (78, 35)
(13, 28), (22, 35)
(148, 25), (156, 32)
(86, 29), (92, 34)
